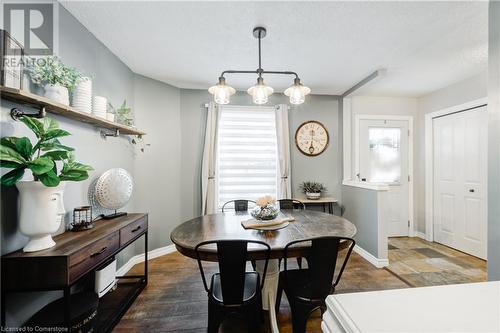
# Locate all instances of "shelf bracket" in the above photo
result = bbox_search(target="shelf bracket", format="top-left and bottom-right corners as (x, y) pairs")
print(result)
(100, 128), (120, 138)
(10, 106), (46, 121)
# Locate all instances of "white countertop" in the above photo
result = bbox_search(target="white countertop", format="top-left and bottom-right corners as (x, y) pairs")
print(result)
(322, 282), (500, 333)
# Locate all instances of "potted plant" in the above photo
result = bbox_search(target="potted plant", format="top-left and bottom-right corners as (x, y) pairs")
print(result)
(29, 56), (83, 106)
(299, 181), (326, 200)
(0, 117), (93, 252)
(109, 100), (134, 126)
(251, 195), (279, 220)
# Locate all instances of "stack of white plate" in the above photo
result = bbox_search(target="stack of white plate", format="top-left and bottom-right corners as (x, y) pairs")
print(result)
(93, 96), (107, 118)
(72, 78), (92, 114)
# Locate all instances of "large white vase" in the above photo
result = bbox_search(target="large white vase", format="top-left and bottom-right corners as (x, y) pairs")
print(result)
(16, 181), (66, 252)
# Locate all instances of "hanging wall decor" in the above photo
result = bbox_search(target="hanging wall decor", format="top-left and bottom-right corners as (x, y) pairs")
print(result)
(295, 120), (329, 156)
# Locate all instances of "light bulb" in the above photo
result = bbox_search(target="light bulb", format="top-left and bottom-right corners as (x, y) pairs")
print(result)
(247, 77), (274, 105)
(284, 78), (311, 105)
(208, 77), (235, 104)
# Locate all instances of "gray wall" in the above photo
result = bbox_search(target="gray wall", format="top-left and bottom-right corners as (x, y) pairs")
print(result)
(133, 75), (181, 251)
(178, 90), (341, 220)
(488, 0), (500, 281)
(342, 185), (380, 257)
(1, 5), (137, 326)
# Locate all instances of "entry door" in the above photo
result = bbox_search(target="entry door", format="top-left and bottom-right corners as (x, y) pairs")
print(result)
(359, 119), (410, 237)
(433, 106), (487, 259)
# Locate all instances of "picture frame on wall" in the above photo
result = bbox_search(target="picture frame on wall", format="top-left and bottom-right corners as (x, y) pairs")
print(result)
(0, 29), (25, 90)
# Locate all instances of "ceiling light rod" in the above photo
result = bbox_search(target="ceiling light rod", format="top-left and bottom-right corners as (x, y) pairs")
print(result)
(208, 26), (311, 105)
(218, 26), (299, 79)
(218, 70), (299, 79)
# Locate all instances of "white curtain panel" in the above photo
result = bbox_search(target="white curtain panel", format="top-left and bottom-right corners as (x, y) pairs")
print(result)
(275, 104), (292, 199)
(201, 102), (219, 214)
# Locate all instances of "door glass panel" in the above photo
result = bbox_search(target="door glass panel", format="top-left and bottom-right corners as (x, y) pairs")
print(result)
(368, 127), (401, 182)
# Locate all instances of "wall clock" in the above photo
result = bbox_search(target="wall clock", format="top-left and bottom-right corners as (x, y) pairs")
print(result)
(295, 120), (329, 156)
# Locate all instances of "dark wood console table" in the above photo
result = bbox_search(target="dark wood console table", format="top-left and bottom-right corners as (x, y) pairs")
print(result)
(1, 213), (148, 332)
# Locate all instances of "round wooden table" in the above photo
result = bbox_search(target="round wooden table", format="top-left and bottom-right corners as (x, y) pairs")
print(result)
(170, 210), (357, 333)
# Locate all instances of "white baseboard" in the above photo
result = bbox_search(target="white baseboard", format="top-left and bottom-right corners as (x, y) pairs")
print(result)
(353, 245), (389, 268)
(117, 243), (391, 274)
(116, 244), (177, 276)
(414, 231), (427, 240)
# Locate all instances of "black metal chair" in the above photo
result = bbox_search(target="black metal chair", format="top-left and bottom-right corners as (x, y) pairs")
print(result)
(278, 199), (305, 210)
(221, 200), (256, 213)
(195, 239), (271, 333)
(275, 236), (355, 333)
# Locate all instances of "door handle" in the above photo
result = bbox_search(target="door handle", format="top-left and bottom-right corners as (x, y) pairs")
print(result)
(469, 189), (475, 193)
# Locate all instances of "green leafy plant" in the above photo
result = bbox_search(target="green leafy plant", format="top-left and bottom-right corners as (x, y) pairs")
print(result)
(109, 100), (134, 126)
(29, 56), (83, 92)
(0, 117), (93, 187)
(299, 181), (326, 194)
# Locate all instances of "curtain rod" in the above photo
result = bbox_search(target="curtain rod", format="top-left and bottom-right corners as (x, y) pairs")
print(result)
(204, 103), (290, 110)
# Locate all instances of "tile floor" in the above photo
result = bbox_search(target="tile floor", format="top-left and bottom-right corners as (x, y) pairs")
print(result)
(386, 237), (487, 287)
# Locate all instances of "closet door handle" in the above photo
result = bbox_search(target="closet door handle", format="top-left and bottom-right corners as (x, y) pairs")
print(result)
(469, 189), (475, 193)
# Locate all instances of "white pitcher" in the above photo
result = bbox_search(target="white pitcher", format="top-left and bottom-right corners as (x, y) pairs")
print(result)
(16, 181), (66, 252)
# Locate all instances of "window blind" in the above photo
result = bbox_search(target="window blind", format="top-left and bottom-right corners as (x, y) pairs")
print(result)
(217, 106), (278, 209)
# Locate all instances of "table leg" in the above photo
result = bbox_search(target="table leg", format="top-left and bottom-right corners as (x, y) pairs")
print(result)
(256, 259), (280, 333)
(63, 287), (71, 330)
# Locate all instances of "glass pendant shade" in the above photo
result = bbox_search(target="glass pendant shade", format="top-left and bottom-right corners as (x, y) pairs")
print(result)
(208, 77), (236, 104)
(247, 77), (274, 105)
(284, 78), (311, 105)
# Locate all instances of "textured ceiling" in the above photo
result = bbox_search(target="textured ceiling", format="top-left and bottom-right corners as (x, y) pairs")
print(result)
(61, 1), (488, 97)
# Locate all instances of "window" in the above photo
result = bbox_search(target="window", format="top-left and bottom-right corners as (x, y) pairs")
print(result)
(367, 127), (401, 183)
(217, 106), (278, 209)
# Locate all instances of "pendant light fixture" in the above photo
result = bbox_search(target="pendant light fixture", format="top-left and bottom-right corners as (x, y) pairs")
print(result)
(208, 77), (235, 105)
(208, 27), (311, 105)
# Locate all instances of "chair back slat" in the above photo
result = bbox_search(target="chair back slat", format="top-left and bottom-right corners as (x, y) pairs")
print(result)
(278, 199), (305, 210)
(308, 238), (340, 298)
(221, 200), (255, 212)
(217, 241), (247, 305)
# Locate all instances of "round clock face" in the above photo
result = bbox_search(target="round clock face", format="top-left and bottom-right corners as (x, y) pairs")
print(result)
(295, 120), (329, 156)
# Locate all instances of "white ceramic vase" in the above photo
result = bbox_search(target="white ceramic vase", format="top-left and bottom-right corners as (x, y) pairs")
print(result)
(72, 78), (92, 113)
(44, 84), (70, 105)
(16, 181), (66, 252)
(306, 192), (321, 200)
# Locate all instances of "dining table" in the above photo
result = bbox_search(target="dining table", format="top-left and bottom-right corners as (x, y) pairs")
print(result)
(170, 209), (357, 333)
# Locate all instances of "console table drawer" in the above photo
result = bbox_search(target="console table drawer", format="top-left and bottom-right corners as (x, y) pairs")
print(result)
(120, 216), (147, 246)
(69, 232), (119, 282)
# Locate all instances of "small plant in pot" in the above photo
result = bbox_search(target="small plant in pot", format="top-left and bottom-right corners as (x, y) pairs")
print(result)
(109, 100), (134, 126)
(29, 56), (83, 106)
(299, 181), (326, 200)
(0, 117), (93, 252)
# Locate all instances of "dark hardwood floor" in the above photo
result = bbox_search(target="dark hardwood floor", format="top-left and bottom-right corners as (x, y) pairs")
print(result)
(114, 250), (409, 332)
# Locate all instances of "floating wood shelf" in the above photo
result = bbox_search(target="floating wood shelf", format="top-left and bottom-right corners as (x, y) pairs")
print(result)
(0, 86), (146, 136)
